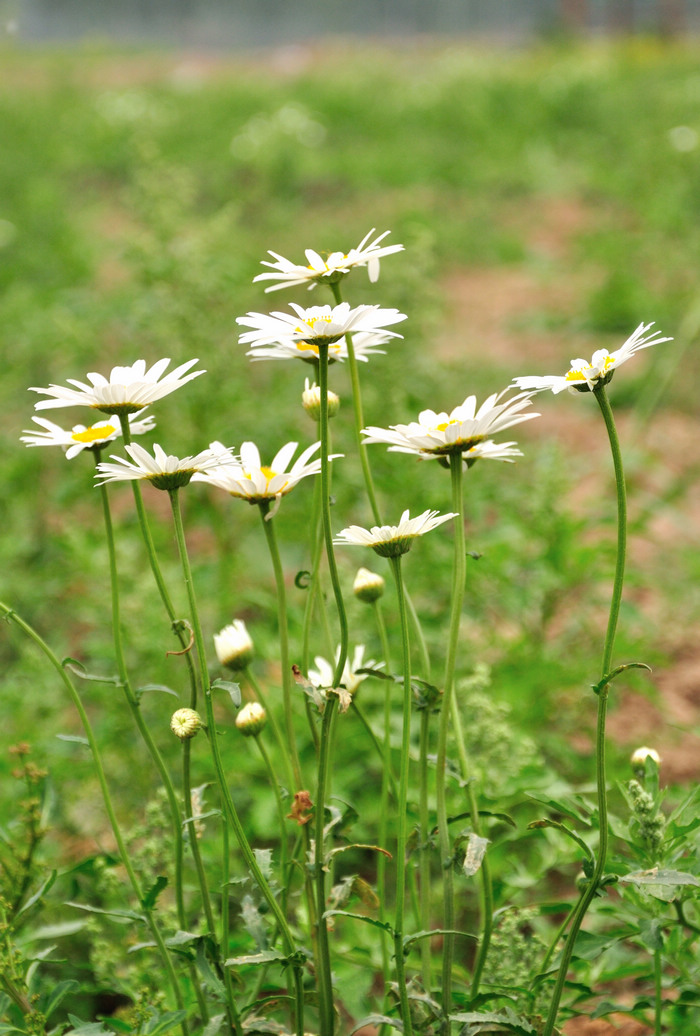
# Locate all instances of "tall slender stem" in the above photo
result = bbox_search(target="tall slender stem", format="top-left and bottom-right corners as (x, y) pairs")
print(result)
(258, 503), (303, 792)
(317, 340), (348, 687)
(314, 696), (338, 1036)
(328, 280), (431, 679)
(388, 556), (415, 1036)
(0, 603), (188, 1031)
(542, 382), (627, 1036)
(418, 707), (432, 988)
(98, 466), (189, 935)
(168, 490), (305, 1036)
(435, 452), (465, 1011)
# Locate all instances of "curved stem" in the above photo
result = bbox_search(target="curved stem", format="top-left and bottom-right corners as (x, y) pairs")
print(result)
(435, 453), (465, 1012)
(0, 602), (188, 1030)
(258, 503), (303, 792)
(542, 382), (626, 1036)
(168, 490), (305, 1036)
(388, 556), (415, 1036)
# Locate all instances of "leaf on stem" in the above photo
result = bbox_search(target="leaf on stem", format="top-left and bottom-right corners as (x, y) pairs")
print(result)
(61, 658), (121, 685)
(211, 678), (242, 707)
(592, 661), (651, 696)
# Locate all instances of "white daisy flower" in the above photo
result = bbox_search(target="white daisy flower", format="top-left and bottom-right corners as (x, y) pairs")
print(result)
(362, 389), (538, 459)
(252, 228), (404, 292)
(31, 357), (205, 415)
(461, 441), (523, 465)
(95, 442), (233, 490)
(237, 301), (406, 350)
(193, 439), (339, 505)
(308, 645), (380, 696)
(214, 620), (254, 671)
(20, 413), (155, 459)
(513, 322), (671, 395)
(247, 330), (394, 364)
(334, 509), (457, 558)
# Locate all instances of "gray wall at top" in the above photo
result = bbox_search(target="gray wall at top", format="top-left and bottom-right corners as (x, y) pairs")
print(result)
(13, 0), (700, 48)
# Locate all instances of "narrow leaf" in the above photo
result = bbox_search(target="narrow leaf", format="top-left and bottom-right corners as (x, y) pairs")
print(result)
(142, 875), (168, 911)
(619, 867), (700, 888)
(56, 734), (89, 746)
(136, 683), (179, 697)
(322, 909), (394, 935)
(348, 1016), (403, 1035)
(211, 678), (241, 707)
(62, 658), (121, 685)
(42, 980), (80, 1020)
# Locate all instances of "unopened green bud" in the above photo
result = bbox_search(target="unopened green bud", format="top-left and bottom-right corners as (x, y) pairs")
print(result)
(214, 619), (254, 672)
(170, 708), (202, 740)
(353, 567), (385, 603)
(236, 701), (267, 737)
(302, 378), (340, 422)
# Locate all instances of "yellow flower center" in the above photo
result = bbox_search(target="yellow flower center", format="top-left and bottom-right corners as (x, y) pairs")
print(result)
(435, 419), (459, 432)
(71, 424), (115, 444)
(260, 465), (276, 485)
(565, 366), (593, 382)
(295, 340), (342, 356)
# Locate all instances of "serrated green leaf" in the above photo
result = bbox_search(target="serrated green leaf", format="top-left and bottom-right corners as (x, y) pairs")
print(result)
(449, 1007), (536, 1033)
(323, 909), (394, 935)
(65, 901), (144, 923)
(196, 940), (227, 1000)
(226, 949), (291, 967)
(141, 875), (168, 911)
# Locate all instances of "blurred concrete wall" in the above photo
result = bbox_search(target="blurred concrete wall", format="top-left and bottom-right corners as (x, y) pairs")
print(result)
(11, 0), (700, 46)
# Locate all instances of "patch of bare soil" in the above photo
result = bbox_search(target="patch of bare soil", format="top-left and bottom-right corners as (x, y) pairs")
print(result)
(563, 1016), (650, 1035)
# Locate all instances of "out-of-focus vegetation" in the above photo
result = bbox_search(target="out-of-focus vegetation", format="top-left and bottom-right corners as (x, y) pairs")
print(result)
(1, 39), (700, 1029)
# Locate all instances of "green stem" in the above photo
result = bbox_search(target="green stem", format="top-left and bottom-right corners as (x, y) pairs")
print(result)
(435, 452), (465, 1012)
(255, 734), (290, 893)
(244, 667), (296, 801)
(328, 280), (431, 680)
(258, 503), (303, 792)
(167, 490), (305, 1036)
(542, 382), (627, 1036)
(0, 602), (188, 1030)
(315, 696), (338, 1036)
(98, 472), (188, 933)
(388, 556), (415, 1036)
(418, 707), (432, 989)
(654, 946), (663, 1036)
(317, 340), (348, 688)
(373, 600), (394, 999)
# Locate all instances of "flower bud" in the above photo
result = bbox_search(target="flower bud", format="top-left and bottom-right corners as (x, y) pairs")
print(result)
(302, 379), (340, 422)
(235, 701), (267, 737)
(214, 620), (254, 671)
(353, 567), (385, 603)
(630, 746), (661, 770)
(170, 708), (202, 740)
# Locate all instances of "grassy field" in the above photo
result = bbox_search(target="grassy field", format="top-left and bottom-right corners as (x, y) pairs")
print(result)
(1, 37), (700, 1032)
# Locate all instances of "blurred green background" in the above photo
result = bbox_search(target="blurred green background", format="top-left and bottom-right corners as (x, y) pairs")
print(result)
(1, 36), (699, 1020)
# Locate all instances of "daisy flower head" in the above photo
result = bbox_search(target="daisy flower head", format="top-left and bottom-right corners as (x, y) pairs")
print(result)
(20, 412), (155, 459)
(252, 228), (404, 292)
(95, 442), (233, 491)
(193, 439), (339, 508)
(214, 619), (254, 672)
(247, 329), (395, 365)
(308, 645), (380, 697)
(335, 509), (458, 559)
(362, 389), (538, 460)
(31, 358), (205, 416)
(237, 302), (406, 354)
(513, 322), (671, 395)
